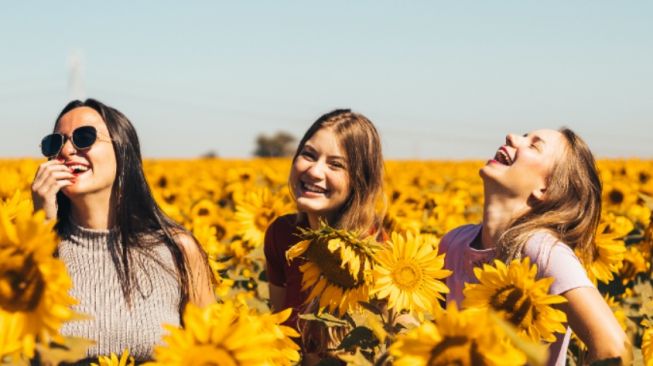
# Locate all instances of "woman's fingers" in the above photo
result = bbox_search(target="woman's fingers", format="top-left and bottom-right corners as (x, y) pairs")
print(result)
(33, 169), (74, 196)
(33, 161), (71, 187)
(32, 160), (74, 220)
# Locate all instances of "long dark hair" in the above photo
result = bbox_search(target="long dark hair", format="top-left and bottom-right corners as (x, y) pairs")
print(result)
(54, 98), (201, 316)
(291, 109), (385, 236)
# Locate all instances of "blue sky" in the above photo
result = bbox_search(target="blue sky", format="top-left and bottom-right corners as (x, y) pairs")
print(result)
(1, 1), (651, 158)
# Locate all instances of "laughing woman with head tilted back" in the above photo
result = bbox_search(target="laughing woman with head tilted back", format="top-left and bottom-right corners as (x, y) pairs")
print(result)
(439, 128), (631, 365)
(31, 99), (214, 364)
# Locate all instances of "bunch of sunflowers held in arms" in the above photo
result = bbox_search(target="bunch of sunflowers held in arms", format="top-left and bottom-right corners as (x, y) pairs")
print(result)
(1, 158), (652, 366)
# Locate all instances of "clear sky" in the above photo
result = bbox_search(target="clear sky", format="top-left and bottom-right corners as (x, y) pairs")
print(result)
(1, 1), (651, 159)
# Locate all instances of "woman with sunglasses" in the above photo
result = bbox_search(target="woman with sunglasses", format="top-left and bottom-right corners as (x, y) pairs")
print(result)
(31, 99), (214, 363)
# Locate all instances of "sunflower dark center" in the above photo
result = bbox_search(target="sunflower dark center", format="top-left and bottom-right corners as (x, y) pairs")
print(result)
(608, 189), (624, 205)
(620, 260), (636, 280)
(164, 193), (177, 204)
(214, 223), (227, 241)
(157, 176), (168, 188)
(305, 239), (365, 289)
(427, 337), (486, 366)
(489, 285), (534, 325)
(255, 208), (276, 231)
(0, 250), (45, 312)
(197, 208), (210, 216)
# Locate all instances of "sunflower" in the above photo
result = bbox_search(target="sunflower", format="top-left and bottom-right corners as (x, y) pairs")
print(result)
(189, 198), (220, 224)
(462, 258), (567, 342)
(384, 193), (423, 235)
(191, 222), (234, 298)
(618, 245), (649, 285)
(92, 349), (135, 366)
(147, 301), (299, 366)
(0, 191), (32, 219)
(582, 214), (631, 284)
(151, 189), (185, 225)
(0, 207), (78, 361)
(234, 188), (291, 247)
(422, 190), (473, 237)
(644, 216), (653, 262)
(192, 221), (228, 259)
(643, 319), (653, 366)
(371, 231), (451, 315)
(627, 203), (651, 228)
(603, 180), (637, 214)
(0, 168), (25, 201)
(224, 166), (259, 198)
(286, 223), (380, 315)
(390, 303), (526, 366)
(262, 163), (291, 189)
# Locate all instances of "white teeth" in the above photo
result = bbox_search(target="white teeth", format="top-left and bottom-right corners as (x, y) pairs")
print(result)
(495, 150), (513, 166)
(69, 164), (89, 172)
(303, 182), (327, 194)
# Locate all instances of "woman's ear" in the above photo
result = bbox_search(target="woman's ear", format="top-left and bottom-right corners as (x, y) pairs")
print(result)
(530, 186), (547, 203)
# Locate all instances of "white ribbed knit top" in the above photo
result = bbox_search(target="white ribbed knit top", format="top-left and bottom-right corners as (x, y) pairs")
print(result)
(58, 222), (181, 362)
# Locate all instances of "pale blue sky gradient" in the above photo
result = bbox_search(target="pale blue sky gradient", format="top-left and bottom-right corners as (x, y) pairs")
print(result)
(1, 1), (652, 158)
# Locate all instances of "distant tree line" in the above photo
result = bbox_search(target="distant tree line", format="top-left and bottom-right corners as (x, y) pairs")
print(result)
(253, 131), (296, 157)
(199, 131), (297, 158)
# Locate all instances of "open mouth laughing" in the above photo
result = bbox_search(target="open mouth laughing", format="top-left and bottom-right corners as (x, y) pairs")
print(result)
(493, 147), (514, 166)
(65, 162), (91, 177)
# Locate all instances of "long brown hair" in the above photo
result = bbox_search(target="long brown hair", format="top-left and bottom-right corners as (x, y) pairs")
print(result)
(293, 109), (385, 355)
(291, 109), (385, 235)
(497, 127), (602, 264)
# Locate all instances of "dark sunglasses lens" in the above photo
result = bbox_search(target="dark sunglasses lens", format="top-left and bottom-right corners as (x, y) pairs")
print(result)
(73, 126), (97, 149)
(40, 134), (63, 157)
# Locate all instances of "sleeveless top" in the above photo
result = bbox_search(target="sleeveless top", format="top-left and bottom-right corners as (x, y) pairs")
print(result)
(58, 222), (181, 362)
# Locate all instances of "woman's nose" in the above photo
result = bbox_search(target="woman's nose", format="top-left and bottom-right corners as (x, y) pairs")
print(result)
(58, 137), (77, 158)
(505, 133), (520, 147)
(305, 160), (326, 179)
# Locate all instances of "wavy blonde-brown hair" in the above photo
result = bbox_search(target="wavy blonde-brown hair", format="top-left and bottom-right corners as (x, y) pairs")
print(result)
(291, 109), (385, 236)
(497, 128), (602, 264)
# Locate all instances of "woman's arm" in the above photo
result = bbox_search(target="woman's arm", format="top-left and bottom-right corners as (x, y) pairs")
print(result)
(561, 287), (632, 364)
(176, 233), (216, 307)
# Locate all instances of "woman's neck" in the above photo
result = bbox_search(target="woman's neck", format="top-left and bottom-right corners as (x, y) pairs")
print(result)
(69, 192), (116, 230)
(306, 212), (336, 230)
(481, 192), (530, 250)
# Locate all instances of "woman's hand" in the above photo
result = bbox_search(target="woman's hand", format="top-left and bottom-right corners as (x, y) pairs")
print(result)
(31, 160), (74, 220)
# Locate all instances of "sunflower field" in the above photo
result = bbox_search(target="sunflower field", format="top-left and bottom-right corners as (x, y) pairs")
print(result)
(0, 158), (652, 365)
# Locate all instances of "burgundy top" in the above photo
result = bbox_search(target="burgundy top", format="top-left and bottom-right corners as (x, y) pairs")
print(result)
(264, 214), (388, 329)
(264, 214), (309, 328)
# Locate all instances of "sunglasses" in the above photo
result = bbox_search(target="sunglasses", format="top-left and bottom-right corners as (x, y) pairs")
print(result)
(40, 126), (111, 158)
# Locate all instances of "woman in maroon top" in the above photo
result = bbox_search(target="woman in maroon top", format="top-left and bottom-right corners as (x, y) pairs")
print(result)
(264, 109), (385, 351)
